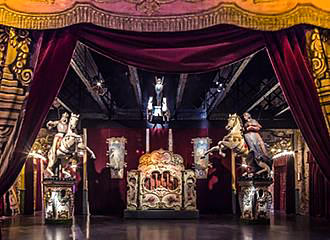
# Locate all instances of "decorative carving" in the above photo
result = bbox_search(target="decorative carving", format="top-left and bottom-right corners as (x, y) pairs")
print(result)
(127, 170), (139, 210)
(0, 26), (33, 155)
(106, 137), (127, 179)
(238, 180), (272, 223)
(43, 180), (74, 223)
(126, 149), (197, 211)
(0, 27), (33, 85)
(139, 149), (183, 210)
(192, 137), (212, 179)
(8, 183), (20, 215)
(0, 3), (329, 32)
(306, 28), (330, 133)
(183, 170), (197, 210)
(253, 0), (276, 3)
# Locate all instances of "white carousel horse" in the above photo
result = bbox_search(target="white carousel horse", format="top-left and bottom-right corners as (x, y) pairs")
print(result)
(202, 114), (271, 177)
(46, 113), (95, 177)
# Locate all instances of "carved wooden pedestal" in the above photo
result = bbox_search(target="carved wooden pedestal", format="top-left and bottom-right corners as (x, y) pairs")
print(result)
(238, 179), (272, 224)
(43, 179), (74, 224)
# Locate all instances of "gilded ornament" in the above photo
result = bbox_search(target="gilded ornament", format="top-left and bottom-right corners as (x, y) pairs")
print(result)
(0, 3), (329, 31)
(306, 28), (330, 133)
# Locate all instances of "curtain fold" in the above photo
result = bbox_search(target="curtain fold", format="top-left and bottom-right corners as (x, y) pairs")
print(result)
(264, 28), (330, 181)
(0, 29), (77, 196)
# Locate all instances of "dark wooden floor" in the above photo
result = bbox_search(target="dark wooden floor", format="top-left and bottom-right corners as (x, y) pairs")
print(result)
(1, 213), (330, 240)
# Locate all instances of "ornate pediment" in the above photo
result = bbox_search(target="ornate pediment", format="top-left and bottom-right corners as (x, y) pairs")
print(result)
(138, 148), (184, 169)
(0, 0), (329, 31)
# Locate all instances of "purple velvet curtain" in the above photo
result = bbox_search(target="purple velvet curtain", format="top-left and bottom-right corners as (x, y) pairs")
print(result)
(0, 23), (329, 200)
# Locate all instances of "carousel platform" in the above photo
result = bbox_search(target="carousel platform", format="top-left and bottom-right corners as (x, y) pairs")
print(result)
(124, 209), (199, 219)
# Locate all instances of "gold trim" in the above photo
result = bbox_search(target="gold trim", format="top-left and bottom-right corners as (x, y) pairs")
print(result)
(0, 3), (329, 32)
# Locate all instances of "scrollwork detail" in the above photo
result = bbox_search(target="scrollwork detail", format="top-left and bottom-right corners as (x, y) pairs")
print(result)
(306, 28), (330, 132)
(8, 28), (33, 86)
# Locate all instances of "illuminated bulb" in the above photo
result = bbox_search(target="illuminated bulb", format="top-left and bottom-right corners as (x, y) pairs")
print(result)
(96, 82), (102, 86)
(242, 163), (248, 168)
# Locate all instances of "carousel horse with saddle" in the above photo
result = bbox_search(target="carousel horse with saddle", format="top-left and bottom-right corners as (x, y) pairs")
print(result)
(202, 113), (272, 178)
(46, 113), (95, 178)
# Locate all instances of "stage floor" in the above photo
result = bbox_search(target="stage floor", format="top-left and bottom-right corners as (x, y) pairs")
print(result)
(1, 213), (330, 240)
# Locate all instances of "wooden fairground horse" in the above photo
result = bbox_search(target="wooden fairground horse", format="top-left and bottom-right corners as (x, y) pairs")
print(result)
(202, 114), (271, 178)
(46, 113), (95, 178)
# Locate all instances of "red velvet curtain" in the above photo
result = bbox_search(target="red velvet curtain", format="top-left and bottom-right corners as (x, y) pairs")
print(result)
(0, 29), (77, 196)
(265, 28), (330, 181)
(309, 152), (330, 219)
(0, 23), (329, 201)
(74, 24), (265, 73)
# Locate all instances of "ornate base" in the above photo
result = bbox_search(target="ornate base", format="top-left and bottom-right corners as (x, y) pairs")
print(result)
(240, 218), (270, 225)
(124, 210), (199, 219)
(238, 179), (272, 224)
(45, 218), (73, 224)
(43, 179), (74, 224)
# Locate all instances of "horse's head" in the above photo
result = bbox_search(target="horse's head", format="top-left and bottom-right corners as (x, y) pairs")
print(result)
(225, 113), (243, 131)
(60, 112), (69, 124)
(68, 113), (80, 131)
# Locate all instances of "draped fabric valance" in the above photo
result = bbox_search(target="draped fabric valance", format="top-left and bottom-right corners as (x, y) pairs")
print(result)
(0, 1), (329, 32)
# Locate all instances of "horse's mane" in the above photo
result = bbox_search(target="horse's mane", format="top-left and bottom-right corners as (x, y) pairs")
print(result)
(237, 115), (243, 129)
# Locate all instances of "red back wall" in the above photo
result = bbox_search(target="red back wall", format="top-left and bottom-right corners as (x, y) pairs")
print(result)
(87, 127), (232, 215)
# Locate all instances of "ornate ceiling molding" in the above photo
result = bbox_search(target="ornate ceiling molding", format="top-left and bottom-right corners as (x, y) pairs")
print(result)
(0, 2), (329, 32)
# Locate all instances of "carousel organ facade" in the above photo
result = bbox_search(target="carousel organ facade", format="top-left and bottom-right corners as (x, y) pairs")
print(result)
(125, 149), (198, 218)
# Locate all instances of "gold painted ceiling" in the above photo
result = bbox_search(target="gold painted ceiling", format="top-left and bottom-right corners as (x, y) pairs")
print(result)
(0, 0), (329, 31)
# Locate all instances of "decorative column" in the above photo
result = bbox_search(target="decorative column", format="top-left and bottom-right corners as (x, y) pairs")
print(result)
(17, 164), (25, 214)
(293, 130), (309, 215)
(231, 151), (237, 214)
(168, 128), (173, 152)
(82, 128), (89, 215)
(146, 128), (150, 153)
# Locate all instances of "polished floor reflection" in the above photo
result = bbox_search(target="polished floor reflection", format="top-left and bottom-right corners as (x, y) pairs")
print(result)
(1, 213), (330, 240)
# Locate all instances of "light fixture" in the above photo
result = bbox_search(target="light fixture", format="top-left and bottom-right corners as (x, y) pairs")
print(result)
(91, 72), (107, 96)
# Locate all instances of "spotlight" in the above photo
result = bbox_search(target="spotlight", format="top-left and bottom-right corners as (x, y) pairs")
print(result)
(242, 163), (248, 168)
